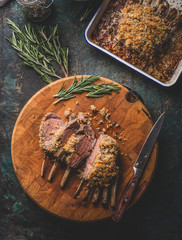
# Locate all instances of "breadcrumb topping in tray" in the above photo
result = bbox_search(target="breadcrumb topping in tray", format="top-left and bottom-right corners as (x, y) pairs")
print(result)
(92, 0), (182, 83)
(117, 3), (169, 57)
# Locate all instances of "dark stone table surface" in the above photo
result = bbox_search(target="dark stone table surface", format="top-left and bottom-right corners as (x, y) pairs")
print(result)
(0, 1), (182, 240)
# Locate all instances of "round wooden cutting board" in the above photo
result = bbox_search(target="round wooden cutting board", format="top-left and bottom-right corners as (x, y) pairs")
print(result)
(11, 76), (158, 222)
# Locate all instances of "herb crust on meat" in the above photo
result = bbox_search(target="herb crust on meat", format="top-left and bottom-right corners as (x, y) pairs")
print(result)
(117, 3), (169, 58)
(83, 134), (120, 188)
(92, 0), (182, 83)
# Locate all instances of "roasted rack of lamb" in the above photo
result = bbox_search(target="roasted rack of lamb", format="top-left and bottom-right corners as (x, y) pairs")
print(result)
(39, 112), (96, 187)
(74, 134), (120, 208)
(116, 0), (181, 59)
(39, 112), (121, 207)
(92, 0), (182, 83)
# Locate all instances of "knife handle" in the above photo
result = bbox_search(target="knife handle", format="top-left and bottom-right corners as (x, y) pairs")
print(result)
(112, 174), (139, 222)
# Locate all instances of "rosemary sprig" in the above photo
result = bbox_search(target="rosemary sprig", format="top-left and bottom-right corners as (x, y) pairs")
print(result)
(6, 19), (69, 83)
(53, 75), (99, 104)
(53, 75), (121, 104)
(98, 83), (121, 94)
(38, 25), (69, 77)
(8, 31), (57, 83)
(86, 83), (121, 98)
(80, 0), (102, 22)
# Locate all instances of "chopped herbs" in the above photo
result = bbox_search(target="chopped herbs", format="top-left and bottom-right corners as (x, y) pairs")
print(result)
(6, 19), (69, 84)
(53, 75), (121, 104)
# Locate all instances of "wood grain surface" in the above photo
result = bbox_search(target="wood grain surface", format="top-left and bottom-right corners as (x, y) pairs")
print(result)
(11, 76), (158, 222)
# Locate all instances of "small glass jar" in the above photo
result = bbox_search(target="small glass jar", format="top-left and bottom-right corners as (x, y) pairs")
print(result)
(16, 0), (53, 22)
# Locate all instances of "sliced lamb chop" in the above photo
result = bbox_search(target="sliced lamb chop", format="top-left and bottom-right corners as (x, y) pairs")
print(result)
(102, 187), (109, 206)
(74, 134), (120, 208)
(47, 118), (80, 181)
(39, 113), (65, 177)
(39, 113), (65, 152)
(60, 125), (96, 188)
(39, 113), (80, 180)
(49, 118), (80, 157)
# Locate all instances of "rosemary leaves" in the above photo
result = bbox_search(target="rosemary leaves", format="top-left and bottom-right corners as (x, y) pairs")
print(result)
(80, 0), (102, 22)
(53, 75), (121, 104)
(86, 83), (121, 98)
(6, 19), (69, 84)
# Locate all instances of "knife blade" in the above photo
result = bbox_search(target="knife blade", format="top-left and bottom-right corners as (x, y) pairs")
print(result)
(112, 112), (165, 222)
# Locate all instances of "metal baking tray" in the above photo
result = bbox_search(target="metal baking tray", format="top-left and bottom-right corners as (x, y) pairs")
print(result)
(85, 0), (182, 87)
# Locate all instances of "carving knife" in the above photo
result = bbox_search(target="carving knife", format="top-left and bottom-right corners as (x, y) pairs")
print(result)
(112, 112), (165, 222)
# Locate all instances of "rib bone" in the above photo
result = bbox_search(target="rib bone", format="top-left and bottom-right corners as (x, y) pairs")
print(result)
(169, 15), (182, 28)
(102, 187), (109, 206)
(147, 0), (152, 6)
(165, 8), (177, 24)
(41, 158), (46, 177)
(83, 188), (92, 201)
(74, 179), (84, 199)
(154, 0), (163, 8)
(60, 168), (71, 188)
(139, 0), (143, 5)
(158, 2), (169, 17)
(111, 176), (119, 208)
(48, 162), (57, 182)
(92, 187), (100, 204)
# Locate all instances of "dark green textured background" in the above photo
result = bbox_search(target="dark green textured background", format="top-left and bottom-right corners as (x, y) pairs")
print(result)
(0, 1), (182, 239)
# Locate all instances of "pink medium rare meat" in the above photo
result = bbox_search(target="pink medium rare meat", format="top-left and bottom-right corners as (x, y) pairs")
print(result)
(65, 125), (96, 168)
(39, 113), (65, 151)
